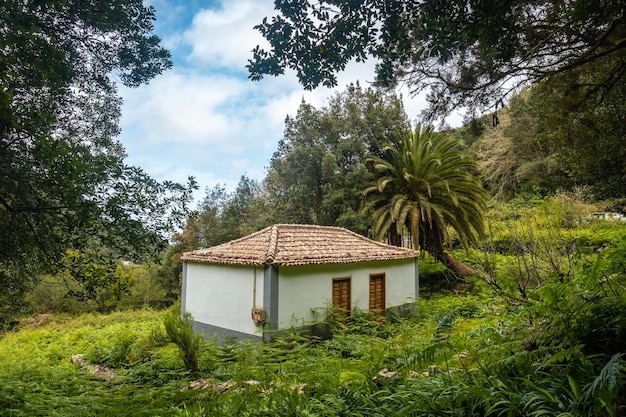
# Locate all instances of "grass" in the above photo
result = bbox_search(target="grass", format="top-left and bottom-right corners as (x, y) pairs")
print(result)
(0, 296), (499, 417)
(1, 286), (624, 416)
(0, 310), (186, 417)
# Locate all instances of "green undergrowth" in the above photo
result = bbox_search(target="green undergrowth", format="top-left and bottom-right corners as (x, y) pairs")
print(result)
(0, 297), (499, 417)
(1, 288), (624, 416)
(1, 196), (625, 416)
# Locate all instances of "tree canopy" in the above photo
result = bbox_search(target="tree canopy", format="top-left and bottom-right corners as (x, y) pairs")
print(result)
(528, 55), (626, 199)
(0, 0), (195, 325)
(474, 52), (625, 199)
(248, 0), (625, 118)
(264, 84), (410, 233)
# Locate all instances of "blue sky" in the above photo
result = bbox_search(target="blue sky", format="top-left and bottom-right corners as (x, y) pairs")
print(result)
(117, 0), (462, 203)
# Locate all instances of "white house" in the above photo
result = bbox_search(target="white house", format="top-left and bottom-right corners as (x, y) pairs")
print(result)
(181, 224), (419, 341)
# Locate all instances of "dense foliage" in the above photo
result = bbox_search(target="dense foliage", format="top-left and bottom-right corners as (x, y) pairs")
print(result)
(474, 91), (567, 197)
(188, 176), (271, 249)
(0, 0), (195, 326)
(528, 54), (626, 199)
(265, 83), (410, 233)
(476, 54), (625, 199)
(248, 0), (625, 118)
(1, 199), (625, 416)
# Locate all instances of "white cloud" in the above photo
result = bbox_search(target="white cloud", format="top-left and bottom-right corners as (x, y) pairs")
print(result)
(118, 70), (303, 199)
(184, 0), (274, 70)
(121, 70), (251, 145)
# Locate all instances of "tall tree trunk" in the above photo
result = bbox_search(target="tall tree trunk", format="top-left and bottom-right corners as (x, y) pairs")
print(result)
(437, 252), (477, 279)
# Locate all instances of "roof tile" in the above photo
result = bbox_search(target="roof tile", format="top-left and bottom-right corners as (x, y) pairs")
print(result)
(182, 224), (418, 266)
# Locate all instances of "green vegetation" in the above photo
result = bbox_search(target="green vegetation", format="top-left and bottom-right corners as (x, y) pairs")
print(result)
(152, 312), (203, 372)
(1, 1), (625, 414)
(1, 199), (625, 416)
(364, 125), (489, 278)
(0, 0), (195, 328)
(248, 0), (624, 119)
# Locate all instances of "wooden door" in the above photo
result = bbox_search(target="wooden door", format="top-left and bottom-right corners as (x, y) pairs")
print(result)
(332, 278), (351, 316)
(369, 273), (386, 316)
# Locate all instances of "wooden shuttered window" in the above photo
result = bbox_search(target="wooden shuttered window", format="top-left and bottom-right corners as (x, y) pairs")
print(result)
(332, 277), (351, 317)
(369, 273), (386, 316)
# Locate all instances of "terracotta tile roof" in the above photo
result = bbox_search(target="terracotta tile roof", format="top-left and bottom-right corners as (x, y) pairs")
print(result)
(182, 224), (419, 267)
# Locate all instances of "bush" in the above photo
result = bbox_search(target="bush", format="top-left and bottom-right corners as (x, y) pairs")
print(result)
(87, 328), (147, 368)
(26, 275), (97, 315)
(117, 263), (169, 310)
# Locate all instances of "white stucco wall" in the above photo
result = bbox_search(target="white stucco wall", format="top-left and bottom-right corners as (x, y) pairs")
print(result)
(184, 262), (264, 337)
(277, 259), (417, 328)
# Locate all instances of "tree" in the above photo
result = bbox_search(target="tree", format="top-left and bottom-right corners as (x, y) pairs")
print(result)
(475, 51), (625, 199)
(473, 92), (570, 197)
(56, 250), (135, 311)
(188, 176), (269, 248)
(0, 0), (195, 326)
(168, 175), (272, 284)
(265, 84), (410, 233)
(528, 54), (626, 199)
(364, 125), (488, 278)
(218, 176), (267, 243)
(248, 0), (625, 119)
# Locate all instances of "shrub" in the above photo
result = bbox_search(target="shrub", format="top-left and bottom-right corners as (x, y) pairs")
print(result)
(88, 328), (141, 368)
(152, 312), (203, 372)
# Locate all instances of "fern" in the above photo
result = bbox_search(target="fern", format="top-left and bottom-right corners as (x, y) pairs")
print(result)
(583, 353), (625, 417)
(394, 308), (460, 372)
(431, 307), (458, 343)
(395, 343), (441, 371)
(544, 346), (584, 365)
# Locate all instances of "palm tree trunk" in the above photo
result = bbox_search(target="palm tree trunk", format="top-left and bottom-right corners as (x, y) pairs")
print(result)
(437, 252), (477, 279)
(388, 228), (401, 246)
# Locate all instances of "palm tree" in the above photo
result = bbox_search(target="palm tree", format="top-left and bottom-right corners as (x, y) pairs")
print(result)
(364, 125), (489, 278)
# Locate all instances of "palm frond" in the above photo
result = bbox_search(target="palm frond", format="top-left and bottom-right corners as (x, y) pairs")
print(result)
(364, 124), (488, 261)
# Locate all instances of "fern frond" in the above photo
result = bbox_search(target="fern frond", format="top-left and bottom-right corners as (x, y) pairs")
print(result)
(544, 346), (584, 365)
(583, 352), (624, 402)
(432, 308), (458, 343)
(396, 343), (444, 371)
